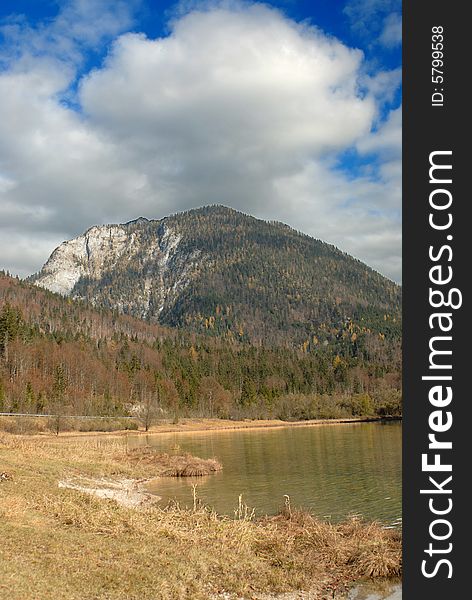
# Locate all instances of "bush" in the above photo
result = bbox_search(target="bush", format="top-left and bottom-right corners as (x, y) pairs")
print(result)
(0, 416), (47, 434)
(0, 415), (139, 434)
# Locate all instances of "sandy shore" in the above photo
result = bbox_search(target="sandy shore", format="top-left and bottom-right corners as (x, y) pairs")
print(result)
(38, 416), (400, 439)
(59, 476), (159, 508)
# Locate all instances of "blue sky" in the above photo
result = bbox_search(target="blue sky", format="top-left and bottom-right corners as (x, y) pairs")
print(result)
(0, 0), (401, 281)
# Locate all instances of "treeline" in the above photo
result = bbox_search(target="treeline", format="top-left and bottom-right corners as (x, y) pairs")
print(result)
(0, 274), (401, 423)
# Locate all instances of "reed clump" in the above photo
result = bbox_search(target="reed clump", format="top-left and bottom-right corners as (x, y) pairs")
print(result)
(260, 509), (402, 582)
(125, 446), (223, 477)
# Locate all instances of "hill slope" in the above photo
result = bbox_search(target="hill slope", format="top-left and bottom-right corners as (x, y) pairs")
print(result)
(31, 206), (401, 346)
(0, 273), (401, 423)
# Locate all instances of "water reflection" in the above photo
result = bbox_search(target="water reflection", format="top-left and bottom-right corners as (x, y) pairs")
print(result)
(134, 422), (401, 523)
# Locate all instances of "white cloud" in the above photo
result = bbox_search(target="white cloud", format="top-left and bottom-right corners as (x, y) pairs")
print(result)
(81, 6), (375, 152)
(343, 0), (401, 48)
(362, 68), (401, 105)
(0, 1), (401, 282)
(379, 13), (402, 48)
(357, 106), (401, 158)
(0, 0), (137, 68)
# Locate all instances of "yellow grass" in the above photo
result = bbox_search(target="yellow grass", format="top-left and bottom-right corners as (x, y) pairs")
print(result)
(126, 446), (223, 476)
(0, 415), (389, 438)
(0, 432), (401, 599)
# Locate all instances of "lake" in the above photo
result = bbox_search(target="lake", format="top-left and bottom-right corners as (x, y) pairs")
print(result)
(130, 421), (401, 524)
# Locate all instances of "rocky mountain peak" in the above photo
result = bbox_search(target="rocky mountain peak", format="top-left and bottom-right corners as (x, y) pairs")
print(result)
(30, 206), (401, 344)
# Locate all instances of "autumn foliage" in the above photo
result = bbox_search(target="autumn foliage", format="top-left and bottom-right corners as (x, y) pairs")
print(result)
(0, 273), (401, 422)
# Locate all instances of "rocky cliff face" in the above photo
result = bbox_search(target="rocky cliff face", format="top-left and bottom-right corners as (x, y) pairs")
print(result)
(33, 217), (203, 319)
(34, 223), (137, 296)
(31, 206), (401, 344)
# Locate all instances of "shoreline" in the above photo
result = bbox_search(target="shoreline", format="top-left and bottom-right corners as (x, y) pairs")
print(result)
(0, 423), (401, 599)
(27, 415), (401, 440)
(58, 476), (159, 508)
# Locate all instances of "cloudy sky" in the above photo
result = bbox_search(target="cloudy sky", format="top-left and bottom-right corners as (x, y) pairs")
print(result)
(0, 0), (401, 282)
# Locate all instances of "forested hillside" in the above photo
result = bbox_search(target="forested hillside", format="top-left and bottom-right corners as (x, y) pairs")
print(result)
(32, 206), (402, 346)
(0, 274), (401, 423)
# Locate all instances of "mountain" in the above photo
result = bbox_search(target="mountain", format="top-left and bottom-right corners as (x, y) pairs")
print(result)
(31, 206), (401, 346)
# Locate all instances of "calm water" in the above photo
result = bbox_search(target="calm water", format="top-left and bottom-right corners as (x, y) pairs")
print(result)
(131, 421), (401, 524)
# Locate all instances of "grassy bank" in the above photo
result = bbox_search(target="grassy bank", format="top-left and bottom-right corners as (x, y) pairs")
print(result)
(0, 414), (401, 437)
(0, 433), (401, 600)
(0, 414), (139, 435)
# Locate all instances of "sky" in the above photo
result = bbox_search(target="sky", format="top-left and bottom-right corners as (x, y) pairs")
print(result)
(0, 0), (401, 282)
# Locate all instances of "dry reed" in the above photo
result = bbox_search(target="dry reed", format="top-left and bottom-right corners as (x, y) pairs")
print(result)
(125, 446), (223, 477)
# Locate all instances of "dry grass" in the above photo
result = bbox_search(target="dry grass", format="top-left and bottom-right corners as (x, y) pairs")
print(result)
(0, 415), (139, 435)
(0, 415), (386, 438)
(0, 432), (401, 600)
(126, 446), (223, 476)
